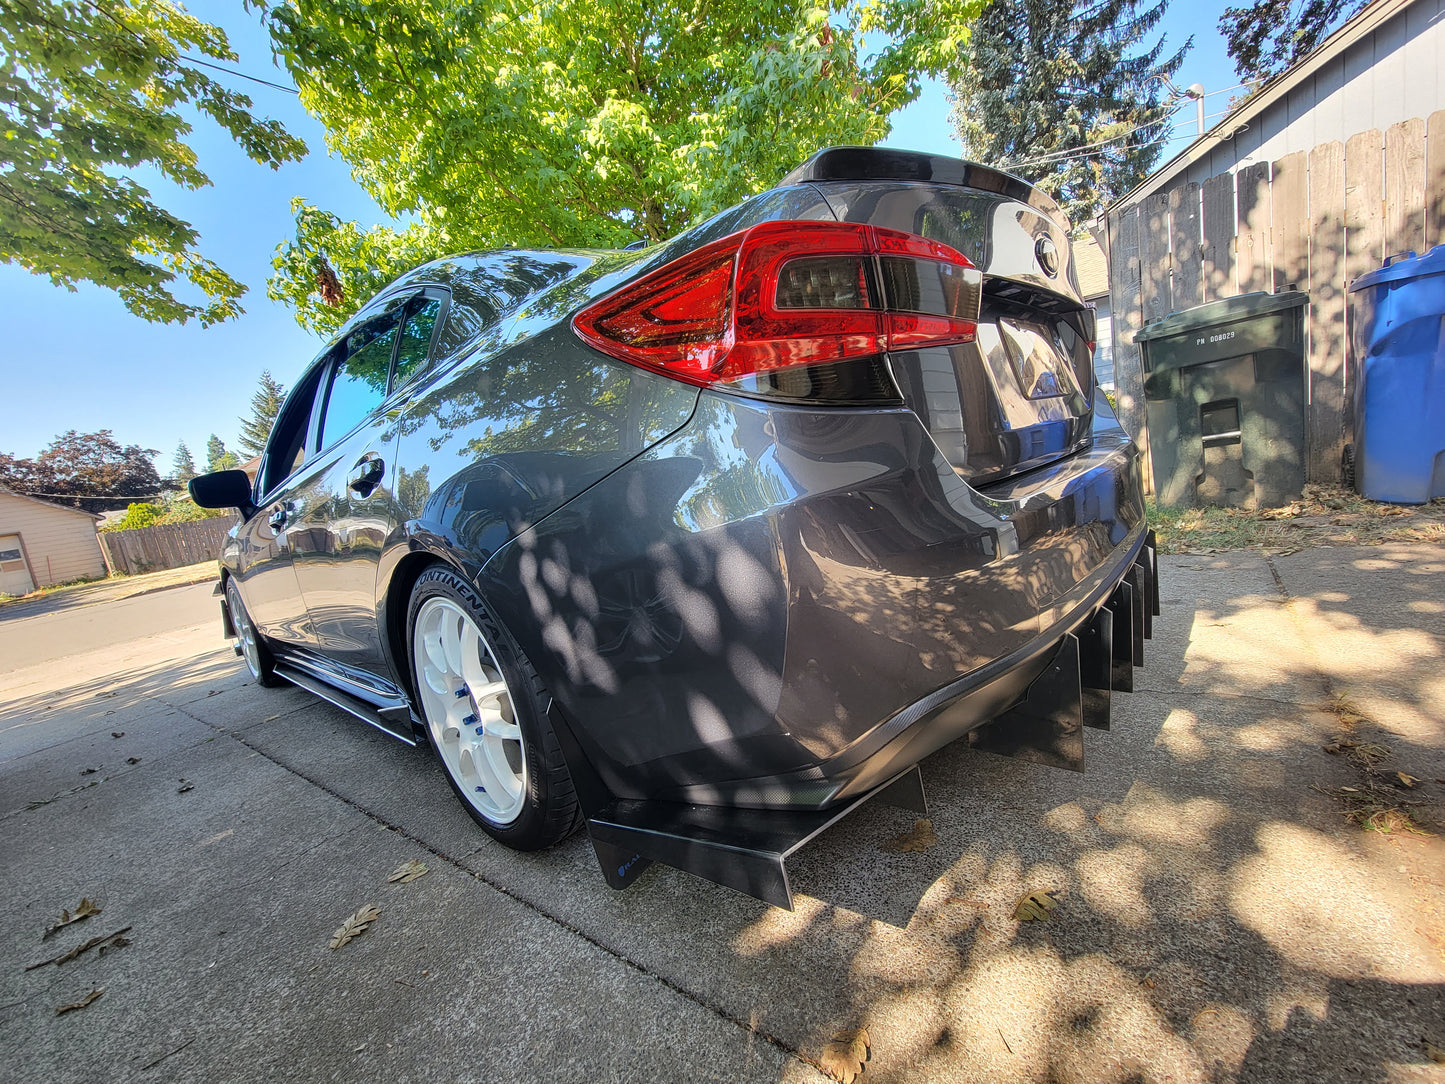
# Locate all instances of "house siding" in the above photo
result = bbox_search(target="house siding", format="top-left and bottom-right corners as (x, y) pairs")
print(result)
(0, 493), (106, 587)
(1169, 0), (1444, 192)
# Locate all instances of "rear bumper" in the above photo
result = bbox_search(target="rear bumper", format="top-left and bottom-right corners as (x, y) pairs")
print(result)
(650, 391), (1148, 809)
(482, 387), (1154, 907)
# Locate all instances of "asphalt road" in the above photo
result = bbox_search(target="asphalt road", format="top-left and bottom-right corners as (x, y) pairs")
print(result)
(0, 582), (219, 673)
(1, 552), (1443, 1083)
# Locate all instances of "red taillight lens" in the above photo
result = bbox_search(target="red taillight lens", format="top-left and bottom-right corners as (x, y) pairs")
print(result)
(572, 221), (982, 390)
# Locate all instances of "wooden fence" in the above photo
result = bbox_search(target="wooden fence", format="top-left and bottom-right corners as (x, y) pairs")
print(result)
(1106, 109), (1445, 487)
(98, 516), (237, 576)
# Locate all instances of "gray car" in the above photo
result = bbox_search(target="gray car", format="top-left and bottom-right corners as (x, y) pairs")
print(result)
(191, 146), (1157, 909)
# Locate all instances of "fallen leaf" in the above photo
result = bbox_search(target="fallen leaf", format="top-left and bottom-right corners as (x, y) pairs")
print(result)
(98, 935), (130, 957)
(79, 767), (98, 776)
(43, 898), (101, 940)
(329, 904), (382, 950)
(1397, 772), (1420, 789)
(55, 989), (103, 1015)
(29, 926), (133, 970)
(126, 757), (141, 766)
(820, 1027), (870, 1083)
(1012, 890), (1058, 922)
(110, 732), (124, 739)
(177, 780), (194, 794)
(880, 818), (938, 853)
(388, 859), (429, 884)
(1324, 739), (1359, 755)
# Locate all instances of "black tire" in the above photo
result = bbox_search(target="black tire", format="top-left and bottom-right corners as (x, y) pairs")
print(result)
(226, 577), (283, 687)
(1342, 443), (1356, 490)
(406, 566), (582, 851)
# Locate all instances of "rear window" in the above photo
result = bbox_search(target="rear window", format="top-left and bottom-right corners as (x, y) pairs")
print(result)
(815, 183), (997, 269)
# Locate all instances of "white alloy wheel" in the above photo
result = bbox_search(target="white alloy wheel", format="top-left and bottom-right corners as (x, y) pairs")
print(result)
(228, 581), (265, 679)
(413, 596), (528, 825)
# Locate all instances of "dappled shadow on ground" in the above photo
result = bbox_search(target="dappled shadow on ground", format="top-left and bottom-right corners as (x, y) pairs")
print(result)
(730, 545), (1445, 1082)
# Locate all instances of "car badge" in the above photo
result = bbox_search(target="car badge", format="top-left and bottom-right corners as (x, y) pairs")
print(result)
(1035, 236), (1059, 278)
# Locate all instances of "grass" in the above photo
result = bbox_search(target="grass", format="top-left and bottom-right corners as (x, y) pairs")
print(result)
(1317, 695), (1436, 835)
(0, 561), (218, 609)
(0, 573), (110, 606)
(1148, 484), (1445, 555)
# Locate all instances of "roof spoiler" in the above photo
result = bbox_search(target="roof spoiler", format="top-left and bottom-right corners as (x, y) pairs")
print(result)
(780, 146), (1072, 232)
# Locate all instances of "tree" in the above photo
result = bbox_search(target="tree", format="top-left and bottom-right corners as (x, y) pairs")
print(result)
(238, 371), (287, 458)
(205, 434), (240, 474)
(0, 0), (307, 325)
(172, 441), (198, 486)
(1219, 0), (1365, 84)
(947, 0), (1188, 225)
(0, 430), (162, 512)
(107, 501), (164, 531)
(260, 0), (985, 335)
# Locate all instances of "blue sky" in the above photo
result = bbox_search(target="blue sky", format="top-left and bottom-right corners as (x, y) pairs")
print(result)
(1, 0), (1239, 465)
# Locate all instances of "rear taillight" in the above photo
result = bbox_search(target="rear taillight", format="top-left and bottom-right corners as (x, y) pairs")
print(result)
(573, 221), (982, 394)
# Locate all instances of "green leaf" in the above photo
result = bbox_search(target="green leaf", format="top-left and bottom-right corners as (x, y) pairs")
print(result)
(0, 0), (307, 324)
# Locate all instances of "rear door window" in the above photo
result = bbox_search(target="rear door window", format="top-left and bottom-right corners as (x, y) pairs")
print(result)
(390, 294), (445, 393)
(319, 302), (405, 451)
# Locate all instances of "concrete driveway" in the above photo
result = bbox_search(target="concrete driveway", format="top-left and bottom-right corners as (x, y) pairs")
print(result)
(1, 546), (1442, 1083)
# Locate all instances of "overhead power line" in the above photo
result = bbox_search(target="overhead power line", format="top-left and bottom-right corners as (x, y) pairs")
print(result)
(179, 55), (299, 95)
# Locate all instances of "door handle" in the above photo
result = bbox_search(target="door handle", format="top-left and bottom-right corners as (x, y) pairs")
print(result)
(348, 453), (385, 497)
(268, 501), (293, 531)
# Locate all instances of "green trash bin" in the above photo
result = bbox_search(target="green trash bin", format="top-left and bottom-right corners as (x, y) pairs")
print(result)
(1135, 290), (1309, 509)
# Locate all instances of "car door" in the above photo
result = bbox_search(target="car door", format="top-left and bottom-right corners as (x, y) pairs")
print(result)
(290, 289), (448, 685)
(235, 360), (329, 645)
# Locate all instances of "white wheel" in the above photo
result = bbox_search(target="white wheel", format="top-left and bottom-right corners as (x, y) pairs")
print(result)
(413, 596), (528, 826)
(227, 578), (280, 686)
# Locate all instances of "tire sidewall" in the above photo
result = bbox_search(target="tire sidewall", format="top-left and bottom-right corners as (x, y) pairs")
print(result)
(405, 566), (558, 850)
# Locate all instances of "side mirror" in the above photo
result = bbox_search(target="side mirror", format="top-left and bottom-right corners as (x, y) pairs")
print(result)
(189, 470), (255, 516)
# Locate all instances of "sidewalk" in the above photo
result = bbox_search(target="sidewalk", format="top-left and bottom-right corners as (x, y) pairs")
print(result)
(0, 561), (218, 620)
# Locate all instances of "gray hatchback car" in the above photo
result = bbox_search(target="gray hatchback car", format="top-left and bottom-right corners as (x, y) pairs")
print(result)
(191, 146), (1157, 908)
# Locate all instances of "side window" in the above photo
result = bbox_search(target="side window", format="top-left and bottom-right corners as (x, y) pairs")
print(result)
(258, 363), (326, 497)
(318, 306), (403, 451)
(390, 295), (444, 392)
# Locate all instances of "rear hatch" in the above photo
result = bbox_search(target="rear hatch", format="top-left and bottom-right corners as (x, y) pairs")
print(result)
(784, 154), (1097, 485)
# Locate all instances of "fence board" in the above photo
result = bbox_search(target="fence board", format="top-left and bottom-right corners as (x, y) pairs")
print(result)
(1169, 182), (1202, 309)
(1271, 151), (1310, 291)
(1429, 110), (1445, 248)
(97, 517), (235, 576)
(1384, 118), (1426, 257)
(1107, 208), (1151, 493)
(1140, 191), (1172, 327)
(1345, 129), (1384, 284)
(1201, 171), (1236, 301)
(1236, 162), (1273, 293)
(1308, 141), (1348, 483)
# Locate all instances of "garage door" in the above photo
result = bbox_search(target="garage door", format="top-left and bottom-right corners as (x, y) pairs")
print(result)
(0, 534), (35, 597)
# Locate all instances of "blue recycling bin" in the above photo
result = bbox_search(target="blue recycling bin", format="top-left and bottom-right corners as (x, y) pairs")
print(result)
(1347, 245), (1445, 504)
